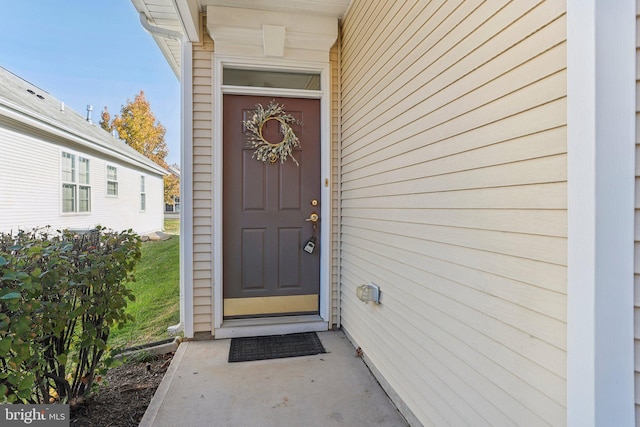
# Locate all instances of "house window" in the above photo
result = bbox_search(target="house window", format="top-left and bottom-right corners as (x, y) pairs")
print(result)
(140, 176), (146, 211)
(107, 165), (118, 196)
(78, 157), (90, 212)
(61, 152), (91, 213)
(165, 196), (180, 213)
(61, 152), (76, 212)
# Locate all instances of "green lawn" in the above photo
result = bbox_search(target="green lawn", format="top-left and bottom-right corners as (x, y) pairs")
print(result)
(109, 232), (180, 349)
(164, 218), (180, 235)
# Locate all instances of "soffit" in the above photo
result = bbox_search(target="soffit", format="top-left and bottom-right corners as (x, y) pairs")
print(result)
(131, 0), (183, 78)
(130, 0), (350, 77)
(199, 0), (351, 18)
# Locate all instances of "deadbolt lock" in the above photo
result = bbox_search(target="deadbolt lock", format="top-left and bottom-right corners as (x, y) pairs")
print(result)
(310, 199), (319, 206)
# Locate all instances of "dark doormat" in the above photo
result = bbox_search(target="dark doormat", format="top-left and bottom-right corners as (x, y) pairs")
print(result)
(228, 332), (326, 363)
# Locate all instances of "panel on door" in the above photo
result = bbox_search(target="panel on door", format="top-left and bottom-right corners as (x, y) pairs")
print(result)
(223, 95), (321, 318)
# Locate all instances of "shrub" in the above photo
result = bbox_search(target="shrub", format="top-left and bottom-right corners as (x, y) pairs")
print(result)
(0, 227), (141, 404)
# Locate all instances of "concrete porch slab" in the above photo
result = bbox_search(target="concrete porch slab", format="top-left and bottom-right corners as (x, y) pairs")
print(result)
(140, 330), (407, 426)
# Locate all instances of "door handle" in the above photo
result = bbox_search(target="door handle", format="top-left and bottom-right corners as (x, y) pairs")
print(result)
(305, 212), (319, 223)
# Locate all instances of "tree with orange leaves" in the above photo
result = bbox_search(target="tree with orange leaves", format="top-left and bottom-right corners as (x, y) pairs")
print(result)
(110, 91), (168, 167)
(101, 91), (179, 205)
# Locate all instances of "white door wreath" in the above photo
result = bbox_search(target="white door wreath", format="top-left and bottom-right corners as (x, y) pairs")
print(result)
(243, 101), (301, 166)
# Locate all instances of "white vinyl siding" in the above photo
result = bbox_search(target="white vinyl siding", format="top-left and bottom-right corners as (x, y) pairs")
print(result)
(107, 165), (118, 196)
(0, 120), (164, 235)
(340, 1), (567, 426)
(192, 30), (215, 334)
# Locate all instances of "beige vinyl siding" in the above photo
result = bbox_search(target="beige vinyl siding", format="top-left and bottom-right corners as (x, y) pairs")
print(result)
(330, 39), (341, 327)
(340, 1), (567, 426)
(192, 27), (215, 334)
(635, 3), (640, 420)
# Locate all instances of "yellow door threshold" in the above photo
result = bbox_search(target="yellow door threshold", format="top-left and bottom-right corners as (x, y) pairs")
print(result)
(223, 295), (318, 317)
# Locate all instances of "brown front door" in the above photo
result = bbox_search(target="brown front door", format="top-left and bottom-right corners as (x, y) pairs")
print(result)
(223, 95), (321, 318)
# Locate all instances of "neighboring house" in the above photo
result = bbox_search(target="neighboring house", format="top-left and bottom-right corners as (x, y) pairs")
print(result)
(131, 1), (635, 425)
(0, 66), (166, 235)
(165, 164), (181, 214)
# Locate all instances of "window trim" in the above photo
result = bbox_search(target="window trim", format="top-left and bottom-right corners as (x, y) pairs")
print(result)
(61, 152), (76, 213)
(78, 157), (91, 213)
(140, 175), (146, 212)
(61, 151), (91, 214)
(106, 165), (119, 197)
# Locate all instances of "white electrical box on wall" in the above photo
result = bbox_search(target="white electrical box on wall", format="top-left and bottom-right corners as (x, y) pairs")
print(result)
(356, 282), (380, 304)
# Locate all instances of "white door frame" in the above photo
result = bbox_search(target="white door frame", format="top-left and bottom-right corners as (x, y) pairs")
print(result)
(212, 56), (332, 334)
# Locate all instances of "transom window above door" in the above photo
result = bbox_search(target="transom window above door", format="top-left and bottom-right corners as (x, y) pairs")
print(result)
(223, 68), (321, 90)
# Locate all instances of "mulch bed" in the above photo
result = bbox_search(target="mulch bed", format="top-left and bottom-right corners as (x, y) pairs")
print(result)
(70, 353), (173, 426)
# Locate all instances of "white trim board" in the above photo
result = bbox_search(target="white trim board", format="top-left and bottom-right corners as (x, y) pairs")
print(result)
(180, 40), (195, 338)
(566, 1), (636, 425)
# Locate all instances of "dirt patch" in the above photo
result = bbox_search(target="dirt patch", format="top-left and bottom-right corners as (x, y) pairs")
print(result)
(70, 353), (173, 426)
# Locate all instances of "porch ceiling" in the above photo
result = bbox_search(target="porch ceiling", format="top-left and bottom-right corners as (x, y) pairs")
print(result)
(130, 0), (351, 78)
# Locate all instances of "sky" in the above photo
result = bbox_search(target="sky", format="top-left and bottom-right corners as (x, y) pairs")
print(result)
(0, 1), (181, 165)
